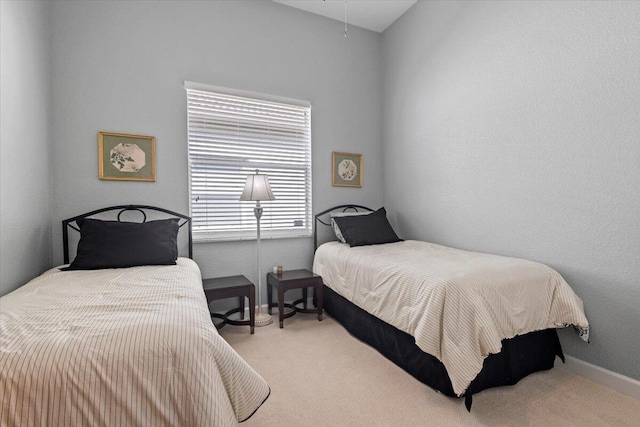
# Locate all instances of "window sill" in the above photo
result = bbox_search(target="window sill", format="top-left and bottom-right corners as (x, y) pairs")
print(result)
(194, 232), (312, 244)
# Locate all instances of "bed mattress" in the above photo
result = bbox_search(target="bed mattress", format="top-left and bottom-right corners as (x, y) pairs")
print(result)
(313, 240), (589, 396)
(0, 258), (269, 426)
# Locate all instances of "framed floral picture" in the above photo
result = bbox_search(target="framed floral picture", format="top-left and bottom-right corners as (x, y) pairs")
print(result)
(332, 152), (362, 188)
(98, 132), (156, 182)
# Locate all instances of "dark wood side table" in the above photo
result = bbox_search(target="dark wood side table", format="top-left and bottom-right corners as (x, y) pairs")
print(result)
(267, 269), (323, 328)
(203, 275), (255, 334)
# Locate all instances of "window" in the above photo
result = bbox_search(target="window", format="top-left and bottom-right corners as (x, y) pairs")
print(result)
(185, 82), (312, 242)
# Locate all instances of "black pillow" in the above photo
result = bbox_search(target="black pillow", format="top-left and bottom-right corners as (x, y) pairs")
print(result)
(63, 218), (179, 270)
(332, 207), (402, 247)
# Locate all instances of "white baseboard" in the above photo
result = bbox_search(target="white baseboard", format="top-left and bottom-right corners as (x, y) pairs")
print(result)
(559, 355), (640, 401)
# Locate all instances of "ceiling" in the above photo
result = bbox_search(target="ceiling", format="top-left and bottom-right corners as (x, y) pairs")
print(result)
(272, 0), (417, 33)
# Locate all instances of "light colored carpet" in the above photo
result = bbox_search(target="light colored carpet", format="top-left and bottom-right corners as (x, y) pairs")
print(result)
(221, 314), (639, 426)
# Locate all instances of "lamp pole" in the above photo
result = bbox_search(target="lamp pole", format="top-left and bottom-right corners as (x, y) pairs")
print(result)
(253, 199), (273, 326)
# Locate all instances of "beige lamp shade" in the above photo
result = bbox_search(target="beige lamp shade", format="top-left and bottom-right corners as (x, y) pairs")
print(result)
(240, 170), (275, 201)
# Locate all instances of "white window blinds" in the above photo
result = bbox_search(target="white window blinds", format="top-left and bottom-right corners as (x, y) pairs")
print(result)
(186, 82), (312, 241)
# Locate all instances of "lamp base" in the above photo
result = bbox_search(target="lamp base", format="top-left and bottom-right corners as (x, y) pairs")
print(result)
(254, 311), (273, 327)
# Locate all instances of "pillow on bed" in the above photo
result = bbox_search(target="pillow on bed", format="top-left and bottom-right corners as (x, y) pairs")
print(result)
(332, 207), (402, 247)
(62, 218), (179, 270)
(330, 211), (372, 243)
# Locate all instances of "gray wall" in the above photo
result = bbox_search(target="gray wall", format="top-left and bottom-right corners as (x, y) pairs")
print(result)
(0, 0), (52, 296)
(382, 0), (640, 380)
(48, 1), (383, 303)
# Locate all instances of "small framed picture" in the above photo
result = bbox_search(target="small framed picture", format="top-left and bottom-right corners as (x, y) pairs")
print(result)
(98, 132), (156, 182)
(332, 151), (363, 188)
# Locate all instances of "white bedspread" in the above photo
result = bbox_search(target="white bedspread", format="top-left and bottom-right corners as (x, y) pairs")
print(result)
(0, 258), (269, 426)
(313, 240), (589, 396)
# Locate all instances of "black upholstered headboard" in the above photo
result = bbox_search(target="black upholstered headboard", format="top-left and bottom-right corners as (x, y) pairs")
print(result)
(62, 205), (192, 264)
(313, 204), (374, 251)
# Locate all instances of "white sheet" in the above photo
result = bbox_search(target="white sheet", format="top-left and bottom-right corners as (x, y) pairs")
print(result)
(313, 240), (589, 396)
(0, 258), (269, 426)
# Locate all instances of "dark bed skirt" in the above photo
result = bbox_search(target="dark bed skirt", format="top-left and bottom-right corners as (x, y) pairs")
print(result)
(322, 284), (565, 407)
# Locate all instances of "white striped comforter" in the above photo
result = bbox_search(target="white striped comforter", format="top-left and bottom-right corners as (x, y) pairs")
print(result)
(0, 258), (269, 426)
(313, 240), (589, 396)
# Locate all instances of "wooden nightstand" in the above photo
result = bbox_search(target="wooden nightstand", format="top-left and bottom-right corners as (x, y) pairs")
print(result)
(203, 275), (255, 334)
(267, 269), (323, 328)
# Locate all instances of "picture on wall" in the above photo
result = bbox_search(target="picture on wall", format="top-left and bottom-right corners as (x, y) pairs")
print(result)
(98, 132), (156, 181)
(332, 151), (363, 188)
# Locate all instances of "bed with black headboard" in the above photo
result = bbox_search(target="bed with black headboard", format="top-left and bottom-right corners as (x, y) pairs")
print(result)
(1, 205), (269, 426)
(313, 205), (589, 410)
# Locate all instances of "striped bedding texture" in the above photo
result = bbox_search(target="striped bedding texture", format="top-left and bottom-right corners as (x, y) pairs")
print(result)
(313, 240), (590, 396)
(0, 258), (269, 426)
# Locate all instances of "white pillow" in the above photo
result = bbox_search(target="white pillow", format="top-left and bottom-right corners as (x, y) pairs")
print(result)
(330, 211), (372, 243)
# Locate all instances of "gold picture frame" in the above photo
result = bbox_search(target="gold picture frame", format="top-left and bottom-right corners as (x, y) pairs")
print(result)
(332, 151), (363, 188)
(98, 132), (156, 182)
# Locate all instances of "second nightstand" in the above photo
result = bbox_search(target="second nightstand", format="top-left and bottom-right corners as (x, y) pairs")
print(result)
(267, 269), (323, 328)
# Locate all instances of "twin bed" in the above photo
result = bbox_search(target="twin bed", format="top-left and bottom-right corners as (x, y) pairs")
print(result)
(313, 205), (589, 410)
(0, 206), (269, 426)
